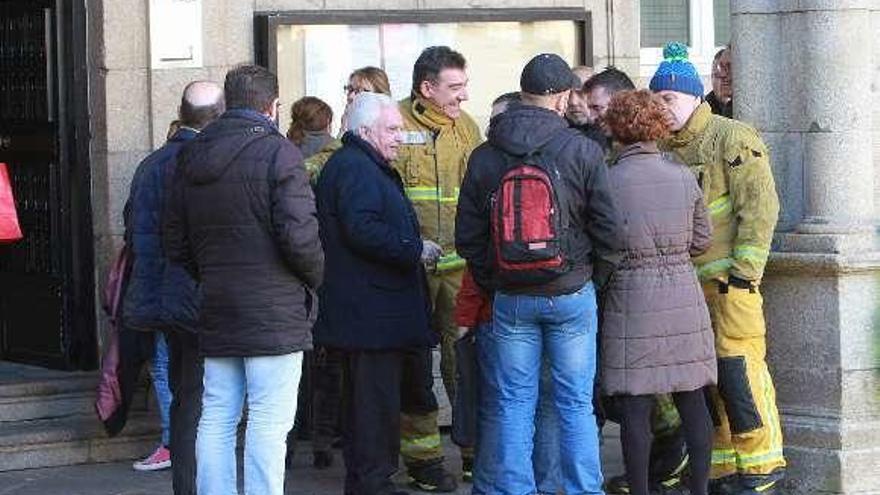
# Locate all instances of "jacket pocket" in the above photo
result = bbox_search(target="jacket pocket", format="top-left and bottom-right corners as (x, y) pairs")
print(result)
(368, 273), (410, 291)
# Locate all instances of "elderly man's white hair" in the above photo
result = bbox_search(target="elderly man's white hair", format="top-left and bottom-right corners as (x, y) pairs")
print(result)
(346, 92), (397, 136)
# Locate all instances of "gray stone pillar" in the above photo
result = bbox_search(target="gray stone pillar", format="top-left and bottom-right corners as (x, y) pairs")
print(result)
(731, 1), (880, 494)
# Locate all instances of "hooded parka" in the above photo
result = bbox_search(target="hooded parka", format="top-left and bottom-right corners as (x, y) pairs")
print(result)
(164, 109), (324, 357)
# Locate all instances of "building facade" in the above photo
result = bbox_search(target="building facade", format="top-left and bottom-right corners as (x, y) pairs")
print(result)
(0, 0), (878, 492)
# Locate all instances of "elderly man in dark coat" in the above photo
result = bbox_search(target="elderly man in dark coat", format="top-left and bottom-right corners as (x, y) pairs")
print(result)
(314, 91), (439, 495)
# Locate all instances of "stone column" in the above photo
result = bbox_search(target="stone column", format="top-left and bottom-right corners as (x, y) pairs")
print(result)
(731, 2), (880, 494)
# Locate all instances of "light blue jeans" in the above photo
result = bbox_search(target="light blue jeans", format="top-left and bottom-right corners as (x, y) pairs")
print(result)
(473, 323), (561, 495)
(149, 332), (172, 446)
(483, 282), (603, 495)
(196, 352), (303, 495)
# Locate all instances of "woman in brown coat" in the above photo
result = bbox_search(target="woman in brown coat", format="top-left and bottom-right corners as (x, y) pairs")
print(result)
(600, 90), (716, 495)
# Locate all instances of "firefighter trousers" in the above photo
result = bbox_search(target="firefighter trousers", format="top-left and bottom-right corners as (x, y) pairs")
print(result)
(400, 269), (473, 467)
(399, 347), (444, 467)
(703, 282), (786, 479)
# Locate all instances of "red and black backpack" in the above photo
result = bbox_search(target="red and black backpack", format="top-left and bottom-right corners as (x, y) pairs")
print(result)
(490, 140), (574, 287)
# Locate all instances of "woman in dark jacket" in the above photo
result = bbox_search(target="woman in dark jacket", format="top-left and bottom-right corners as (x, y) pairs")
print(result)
(600, 89), (716, 495)
(287, 96), (334, 160)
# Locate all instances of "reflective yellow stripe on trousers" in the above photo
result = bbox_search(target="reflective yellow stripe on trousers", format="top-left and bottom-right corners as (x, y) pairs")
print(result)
(400, 433), (442, 451)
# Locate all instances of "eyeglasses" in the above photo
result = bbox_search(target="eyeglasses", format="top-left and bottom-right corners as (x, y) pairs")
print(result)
(344, 85), (371, 96)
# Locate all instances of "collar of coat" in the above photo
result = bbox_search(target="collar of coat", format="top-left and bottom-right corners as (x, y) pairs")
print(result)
(611, 141), (661, 166)
(409, 96), (455, 130)
(667, 101), (712, 149)
(341, 131), (394, 171)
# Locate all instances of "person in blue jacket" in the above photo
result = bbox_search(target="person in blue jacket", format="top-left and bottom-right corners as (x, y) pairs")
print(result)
(122, 81), (223, 493)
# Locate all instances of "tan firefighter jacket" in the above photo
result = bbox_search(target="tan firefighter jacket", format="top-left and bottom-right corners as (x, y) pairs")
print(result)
(394, 96), (482, 273)
(661, 102), (779, 283)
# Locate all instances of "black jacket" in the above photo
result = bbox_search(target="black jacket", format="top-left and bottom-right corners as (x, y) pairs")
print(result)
(706, 91), (733, 118)
(164, 109), (324, 357)
(456, 104), (622, 296)
(122, 128), (200, 333)
(568, 119), (611, 152)
(314, 132), (435, 350)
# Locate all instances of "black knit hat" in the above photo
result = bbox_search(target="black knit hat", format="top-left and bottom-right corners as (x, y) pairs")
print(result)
(520, 53), (580, 95)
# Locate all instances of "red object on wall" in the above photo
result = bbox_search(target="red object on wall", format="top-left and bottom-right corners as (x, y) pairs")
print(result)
(0, 163), (23, 243)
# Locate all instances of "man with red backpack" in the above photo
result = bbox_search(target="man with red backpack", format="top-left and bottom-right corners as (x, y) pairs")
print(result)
(455, 53), (622, 495)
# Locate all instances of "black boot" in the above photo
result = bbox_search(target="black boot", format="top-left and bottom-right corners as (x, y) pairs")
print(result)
(406, 460), (458, 493)
(736, 469), (785, 495)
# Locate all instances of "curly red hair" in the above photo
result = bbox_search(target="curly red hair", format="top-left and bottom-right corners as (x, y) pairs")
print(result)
(604, 89), (670, 144)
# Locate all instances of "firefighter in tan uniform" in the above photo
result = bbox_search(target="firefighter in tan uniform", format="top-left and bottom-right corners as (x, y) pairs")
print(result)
(652, 43), (786, 495)
(393, 46), (482, 491)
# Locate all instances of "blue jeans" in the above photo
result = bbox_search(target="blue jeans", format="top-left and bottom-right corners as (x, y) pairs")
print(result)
(196, 352), (303, 495)
(483, 282), (602, 495)
(534, 360), (561, 494)
(474, 323), (561, 495)
(149, 332), (172, 446)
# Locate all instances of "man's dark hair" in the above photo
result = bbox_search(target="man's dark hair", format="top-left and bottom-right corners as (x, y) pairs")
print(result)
(492, 91), (521, 107)
(411, 46), (467, 95)
(583, 67), (636, 95)
(224, 65), (278, 112)
(179, 82), (225, 130)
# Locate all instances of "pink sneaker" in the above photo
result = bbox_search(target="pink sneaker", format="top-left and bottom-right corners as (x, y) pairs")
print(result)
(132, 445), (171, 471)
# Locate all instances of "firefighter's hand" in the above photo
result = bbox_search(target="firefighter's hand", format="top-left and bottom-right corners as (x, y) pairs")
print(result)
(420, 240), (443, 264)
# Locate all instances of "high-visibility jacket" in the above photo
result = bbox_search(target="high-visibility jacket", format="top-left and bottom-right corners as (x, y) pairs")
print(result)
(394, 97), (482, 273)
(662, 103), (779, 283)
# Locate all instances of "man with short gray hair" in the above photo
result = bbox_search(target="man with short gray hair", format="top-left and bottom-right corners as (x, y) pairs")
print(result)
(315, 92), (438, 495)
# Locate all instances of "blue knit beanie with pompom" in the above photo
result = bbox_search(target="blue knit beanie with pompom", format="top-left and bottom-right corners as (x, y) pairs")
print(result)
(649, 42), (704, 97)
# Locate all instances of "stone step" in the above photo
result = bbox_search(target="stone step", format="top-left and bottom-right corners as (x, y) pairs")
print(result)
(0, 390), (97, 423)
(0, 412), (161, 472)
(0, 373), (97, 399)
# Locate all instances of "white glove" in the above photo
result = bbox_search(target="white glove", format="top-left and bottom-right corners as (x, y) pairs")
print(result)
(420, 240), (443, 264)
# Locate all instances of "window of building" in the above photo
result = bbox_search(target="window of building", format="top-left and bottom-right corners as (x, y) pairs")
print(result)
(256, 10), (590, 134)
(639, 1), (730, 82)
(640, 0), (690, 48)
(714, 0), (730, 46)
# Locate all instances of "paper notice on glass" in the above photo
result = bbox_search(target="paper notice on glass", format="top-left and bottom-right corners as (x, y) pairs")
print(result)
(303, 25), (380, 133)
(380, 23), (460, 100)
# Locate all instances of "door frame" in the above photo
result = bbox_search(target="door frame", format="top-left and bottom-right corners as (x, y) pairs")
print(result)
(0, 0), (96, 370)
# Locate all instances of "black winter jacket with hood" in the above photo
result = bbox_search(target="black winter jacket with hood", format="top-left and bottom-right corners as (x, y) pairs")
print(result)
(165, 109), (324, 357)
(456, 104), (622, 296)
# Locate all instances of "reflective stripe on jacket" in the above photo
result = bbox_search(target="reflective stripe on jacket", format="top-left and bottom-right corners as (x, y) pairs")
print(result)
(394, 97), (482, 272)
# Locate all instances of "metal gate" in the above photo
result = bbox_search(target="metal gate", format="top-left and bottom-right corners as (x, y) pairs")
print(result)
(0, 0), (95, 369)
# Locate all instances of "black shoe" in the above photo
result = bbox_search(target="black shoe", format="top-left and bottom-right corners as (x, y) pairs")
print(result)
(736, 469), (784, 495)
(461, 457), (473, 483)
(606, 473), (686, 495)
(709, 475), (741, 495)
(605, 475), (632, 494)
(313, 450), (333, 469)
(654, 485), (690, 495)
(407, 462), (458, 493)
